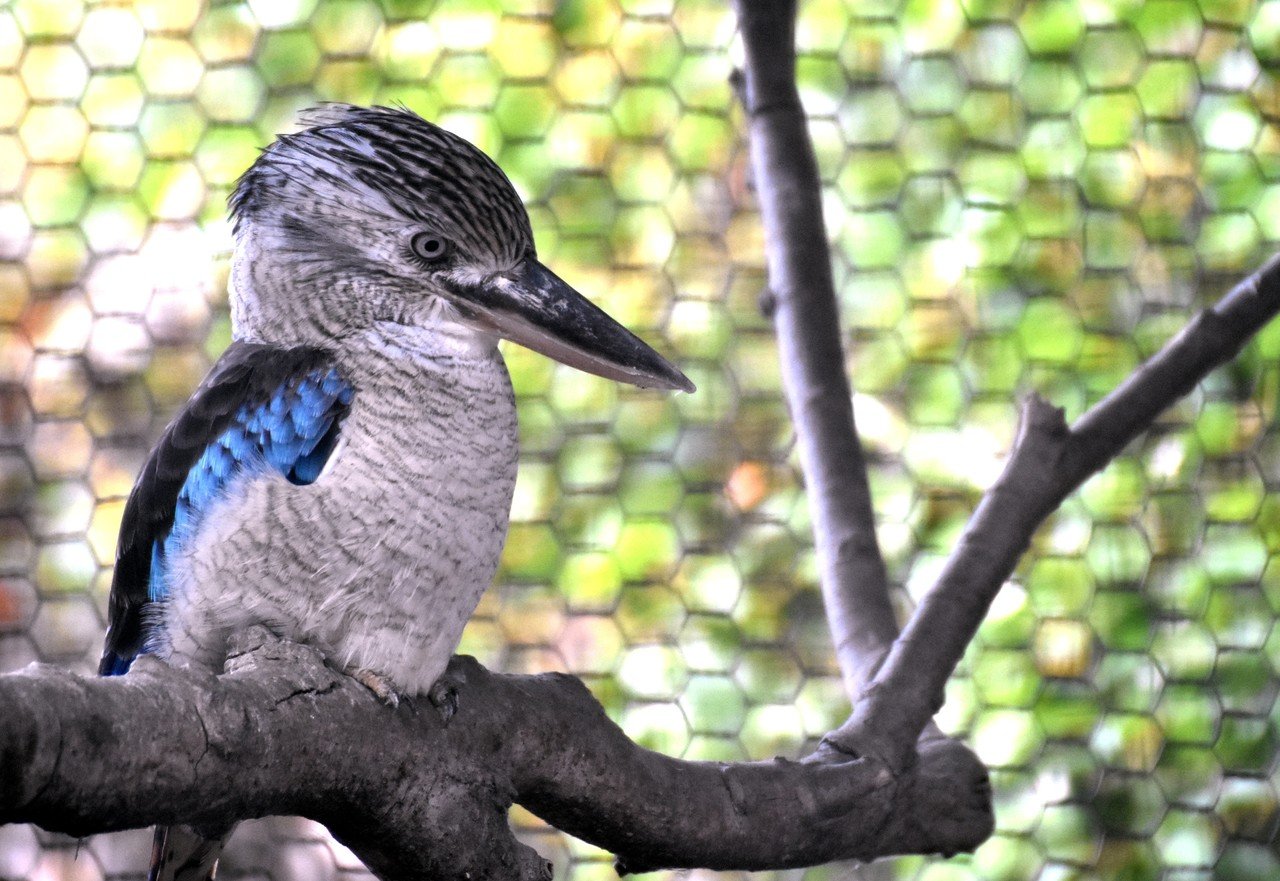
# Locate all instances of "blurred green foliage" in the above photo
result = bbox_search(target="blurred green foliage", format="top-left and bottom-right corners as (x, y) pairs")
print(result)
(2, 0), (1280, 880)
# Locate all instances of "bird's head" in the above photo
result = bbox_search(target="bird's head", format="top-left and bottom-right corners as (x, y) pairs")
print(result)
(228, 103), (692, 392)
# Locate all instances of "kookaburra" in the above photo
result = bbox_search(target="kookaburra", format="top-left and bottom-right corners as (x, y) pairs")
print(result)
(100, 103), (693, 881)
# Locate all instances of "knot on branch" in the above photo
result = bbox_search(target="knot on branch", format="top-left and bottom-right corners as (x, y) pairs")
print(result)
(881, 735), (994, 858)
(984, 394), (1075, 512)
(1019, 394), (1069, 439)
(728, 68), (806, 120)
(759, 285), (777, 318)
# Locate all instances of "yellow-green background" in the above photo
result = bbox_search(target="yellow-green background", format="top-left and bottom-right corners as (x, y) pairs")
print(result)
(3, 0), (1280, 878)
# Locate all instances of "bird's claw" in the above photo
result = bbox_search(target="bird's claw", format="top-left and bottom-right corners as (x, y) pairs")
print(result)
(354, 666), (463, 723)
(353, 668), (400, 708)
(428, 675), (462, 725)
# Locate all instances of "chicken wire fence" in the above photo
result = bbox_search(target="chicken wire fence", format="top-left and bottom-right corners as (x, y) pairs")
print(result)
(3, 0), (1280, 879)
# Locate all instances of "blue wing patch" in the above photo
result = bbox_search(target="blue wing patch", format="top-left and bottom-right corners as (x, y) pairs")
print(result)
(100, 344), (353, 676)
(148, 368), (353, 606)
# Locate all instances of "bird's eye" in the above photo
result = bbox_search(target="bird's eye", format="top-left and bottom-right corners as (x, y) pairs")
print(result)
(410, 232), (449, 264)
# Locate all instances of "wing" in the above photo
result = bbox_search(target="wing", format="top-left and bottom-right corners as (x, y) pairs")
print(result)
(99, 341), (353, 676)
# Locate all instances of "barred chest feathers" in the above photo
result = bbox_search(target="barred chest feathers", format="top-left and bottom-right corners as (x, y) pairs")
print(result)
(160, 322), (519, 695)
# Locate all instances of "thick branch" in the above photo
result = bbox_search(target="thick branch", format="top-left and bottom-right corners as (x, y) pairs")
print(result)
(836, 254), (1280, 769)
(733, 0), (897, 695)
(0, 628), (993, 879)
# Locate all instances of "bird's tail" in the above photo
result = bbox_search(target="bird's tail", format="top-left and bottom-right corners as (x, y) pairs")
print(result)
(148, 825), (231, 881)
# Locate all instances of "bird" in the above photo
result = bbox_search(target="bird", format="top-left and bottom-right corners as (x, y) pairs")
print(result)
(98, 103), (694, 881)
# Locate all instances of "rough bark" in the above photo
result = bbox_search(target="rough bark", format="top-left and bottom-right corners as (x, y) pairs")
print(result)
(0, 628), (990, 879)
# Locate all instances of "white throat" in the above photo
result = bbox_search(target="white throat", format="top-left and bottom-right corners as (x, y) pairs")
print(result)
(366, 311), (499, 361)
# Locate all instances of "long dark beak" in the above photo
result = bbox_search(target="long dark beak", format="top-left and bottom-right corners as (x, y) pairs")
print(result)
(445, 258), (695, 393)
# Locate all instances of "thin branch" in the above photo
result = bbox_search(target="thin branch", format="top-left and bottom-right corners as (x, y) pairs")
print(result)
(833, 253), (1280, 770)
(733, 0), (897, 696)
(0, 628), (994, 879)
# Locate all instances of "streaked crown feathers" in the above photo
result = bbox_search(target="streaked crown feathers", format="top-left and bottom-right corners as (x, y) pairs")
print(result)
(229, 104), (533, 265)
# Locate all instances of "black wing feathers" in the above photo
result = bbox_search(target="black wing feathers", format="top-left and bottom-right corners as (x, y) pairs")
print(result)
(99, 342), (343, 675)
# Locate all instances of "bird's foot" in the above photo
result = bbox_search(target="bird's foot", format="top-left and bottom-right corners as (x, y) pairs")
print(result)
(427, 669), (465, 725)
(353, 668), (400, 708)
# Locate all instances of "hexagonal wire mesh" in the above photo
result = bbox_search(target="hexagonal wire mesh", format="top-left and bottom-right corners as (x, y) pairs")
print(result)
(3, 0), (1280, 878)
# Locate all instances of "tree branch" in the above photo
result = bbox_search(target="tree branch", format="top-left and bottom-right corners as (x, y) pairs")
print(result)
(834, 253), (1280, 770)
(1, 628), (993, 879)
(733, 0), (898, 697)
